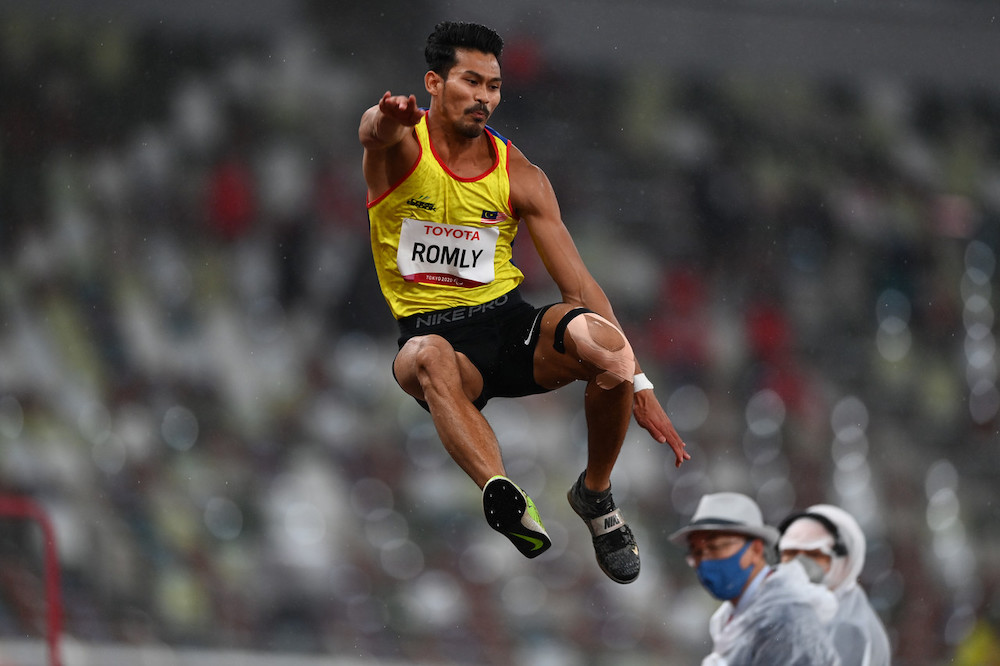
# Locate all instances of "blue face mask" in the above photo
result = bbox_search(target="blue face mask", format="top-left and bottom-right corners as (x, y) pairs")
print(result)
(697, 540), (754, 600)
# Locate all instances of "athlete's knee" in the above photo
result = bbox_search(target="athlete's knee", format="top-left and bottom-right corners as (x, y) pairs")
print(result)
(561, 311), (635, 389)
(401, 335), (483, 404)
(404, 335), (456, 378)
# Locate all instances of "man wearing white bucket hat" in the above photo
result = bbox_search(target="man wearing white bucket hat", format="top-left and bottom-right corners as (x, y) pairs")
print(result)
(670, 492), (841, 666)
(778, 505), (892, 666)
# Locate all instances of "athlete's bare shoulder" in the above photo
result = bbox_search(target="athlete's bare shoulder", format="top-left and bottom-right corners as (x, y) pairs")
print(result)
(507, 143), (558, 220)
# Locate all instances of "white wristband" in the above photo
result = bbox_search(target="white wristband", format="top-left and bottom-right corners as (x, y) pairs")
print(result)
(633, 373), (654, 392)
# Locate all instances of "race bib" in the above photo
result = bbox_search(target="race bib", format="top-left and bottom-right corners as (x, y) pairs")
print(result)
(397, 218), (498, 287)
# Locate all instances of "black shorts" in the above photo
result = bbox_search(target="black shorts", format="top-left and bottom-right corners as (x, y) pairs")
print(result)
(396, 289), (554, 411)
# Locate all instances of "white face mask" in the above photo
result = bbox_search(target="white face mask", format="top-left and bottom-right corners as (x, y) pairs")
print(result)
(793, 554), (827, 584)
(822, 554), (853, 591)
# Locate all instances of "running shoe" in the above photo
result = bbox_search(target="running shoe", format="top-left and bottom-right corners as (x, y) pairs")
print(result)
(482, 475), (551, 558)
(567, 471), (640, 584)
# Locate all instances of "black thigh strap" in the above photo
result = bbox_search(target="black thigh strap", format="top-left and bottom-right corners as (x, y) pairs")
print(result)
(553, 307), (593, 353)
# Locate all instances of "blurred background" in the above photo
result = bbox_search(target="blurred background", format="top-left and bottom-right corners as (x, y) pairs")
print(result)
(1, 0), (999, 664)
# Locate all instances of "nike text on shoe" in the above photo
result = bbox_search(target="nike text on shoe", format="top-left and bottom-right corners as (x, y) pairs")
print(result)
(483, 476), (552, 559)
(567, 471), (640, 584)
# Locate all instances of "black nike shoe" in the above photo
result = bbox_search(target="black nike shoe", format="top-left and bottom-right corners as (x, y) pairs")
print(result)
(482, 476), (552, 558)
(567, 471), (640, 584)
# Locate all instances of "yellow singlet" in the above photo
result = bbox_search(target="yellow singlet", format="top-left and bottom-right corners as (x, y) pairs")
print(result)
(367, 113), (523, 320)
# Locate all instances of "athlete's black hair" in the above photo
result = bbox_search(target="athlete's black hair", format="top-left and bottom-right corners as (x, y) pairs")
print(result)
(425, 21), (503, 77)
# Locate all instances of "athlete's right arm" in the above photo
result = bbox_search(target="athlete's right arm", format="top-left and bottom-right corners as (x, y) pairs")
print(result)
(359, 91), (424, 149)
(360, 91), (424, 199)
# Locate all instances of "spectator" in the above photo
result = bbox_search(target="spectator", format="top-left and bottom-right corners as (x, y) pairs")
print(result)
(670, 492), (840, 665)
(778, 505), (893, 666)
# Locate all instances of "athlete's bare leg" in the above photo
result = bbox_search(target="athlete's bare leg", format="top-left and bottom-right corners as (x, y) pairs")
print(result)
(582, 379), (632, 491)
(532, 304), (634, 493)
(393, 334), (502, 488)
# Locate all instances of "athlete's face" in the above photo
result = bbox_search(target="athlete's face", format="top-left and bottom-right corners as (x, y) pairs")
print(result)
(430, 48), (501, 139)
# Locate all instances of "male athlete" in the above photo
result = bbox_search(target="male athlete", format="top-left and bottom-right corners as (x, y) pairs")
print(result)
(359, 21), (688, 583)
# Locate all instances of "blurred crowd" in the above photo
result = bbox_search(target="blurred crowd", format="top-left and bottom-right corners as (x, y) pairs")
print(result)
(1, 8), (999, 666)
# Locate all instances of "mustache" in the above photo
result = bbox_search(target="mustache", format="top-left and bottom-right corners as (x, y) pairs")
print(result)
(465, 103), (490, 116)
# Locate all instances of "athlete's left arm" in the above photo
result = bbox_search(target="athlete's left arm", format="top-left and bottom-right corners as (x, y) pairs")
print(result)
(507, 146), (608, 315)
(509, 145), (689, 466)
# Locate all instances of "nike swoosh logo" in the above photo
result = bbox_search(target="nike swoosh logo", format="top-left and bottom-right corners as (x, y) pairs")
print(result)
(524, 310), (543, 345)
(512, 532), (546, 551)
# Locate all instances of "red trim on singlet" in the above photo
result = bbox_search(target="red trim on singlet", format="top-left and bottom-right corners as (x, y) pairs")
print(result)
(426, 112), (500, 183)
(504, 140), (515, 217)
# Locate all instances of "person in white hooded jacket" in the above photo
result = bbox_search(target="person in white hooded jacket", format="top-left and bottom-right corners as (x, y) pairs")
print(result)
(670, 492), (841, 666)
(778, 504), (892, 666)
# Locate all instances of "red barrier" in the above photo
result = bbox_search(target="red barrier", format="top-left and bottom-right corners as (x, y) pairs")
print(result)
(0, 496), (63, 666)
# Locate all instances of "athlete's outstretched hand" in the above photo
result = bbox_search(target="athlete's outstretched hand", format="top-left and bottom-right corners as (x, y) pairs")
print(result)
(378, 91), (425, 127)
(634, 389), (690, 468)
